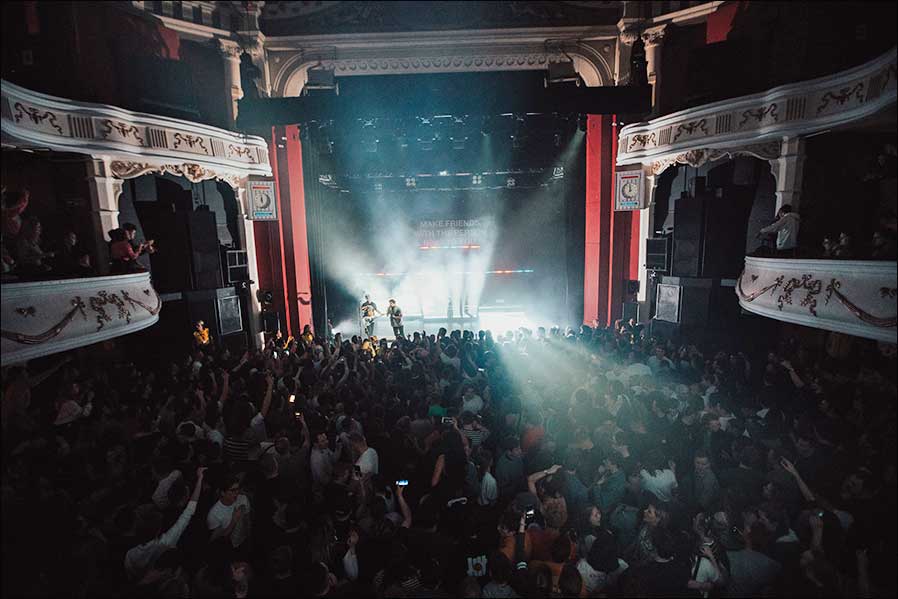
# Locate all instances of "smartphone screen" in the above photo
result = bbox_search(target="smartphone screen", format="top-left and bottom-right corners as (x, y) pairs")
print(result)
(289, 394), (296, 403)
(396, 479), (409, 486)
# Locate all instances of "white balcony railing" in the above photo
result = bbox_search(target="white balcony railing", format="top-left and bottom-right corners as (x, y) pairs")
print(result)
(1, 79), (271, 185)
(617, 47), (897, 172)
(1, 272), (161, 366)
(736, 257), (897, 343)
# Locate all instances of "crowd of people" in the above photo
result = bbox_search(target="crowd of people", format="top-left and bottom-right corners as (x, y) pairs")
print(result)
(1, 320), (896, 598)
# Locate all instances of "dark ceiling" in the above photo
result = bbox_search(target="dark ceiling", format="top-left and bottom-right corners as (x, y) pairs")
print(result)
(259, 1), (623, 36)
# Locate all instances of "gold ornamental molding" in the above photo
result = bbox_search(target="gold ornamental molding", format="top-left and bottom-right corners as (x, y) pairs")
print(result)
(109, 160), (241, 188)
(736, 257), (897, 344)
(617, 47), (897, 171)
(1, 79), (271, 187)
(1, 272), (162, 366)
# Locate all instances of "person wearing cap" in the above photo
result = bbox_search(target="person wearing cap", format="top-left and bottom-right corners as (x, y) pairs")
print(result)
(125, 467), (207, 580)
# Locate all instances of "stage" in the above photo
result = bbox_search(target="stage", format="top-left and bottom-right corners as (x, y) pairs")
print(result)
(337, 307), (535, 339)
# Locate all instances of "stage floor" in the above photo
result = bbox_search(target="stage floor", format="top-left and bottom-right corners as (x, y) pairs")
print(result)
(335, 310), (531, 338)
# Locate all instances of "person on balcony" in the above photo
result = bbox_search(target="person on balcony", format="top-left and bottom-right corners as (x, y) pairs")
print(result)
(871, 230), (897, 259)
(56, 231), (93, 277)
(109, 228), (147, 274)
(122, 222), (155, 259)
(2, 188), (29, 239)
(15, 217), (54, 275)
(758, 204), (800, 256)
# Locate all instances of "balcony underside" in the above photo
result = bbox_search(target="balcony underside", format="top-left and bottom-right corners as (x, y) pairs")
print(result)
(736, 257), (897, 344)
(1, 272), (161, 366)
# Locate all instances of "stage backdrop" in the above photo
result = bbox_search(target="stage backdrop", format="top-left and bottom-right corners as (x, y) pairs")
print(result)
(317, 181), (569, 329)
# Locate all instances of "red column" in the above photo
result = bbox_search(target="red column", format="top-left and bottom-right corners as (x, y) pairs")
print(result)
(250, 126), (290, 335)
(629, 210), (641, 282)
(607, 116), (626, 326)
(586, 115), (637, 327)
(283, 124), (314, 330)
(583, 116), (603, 325)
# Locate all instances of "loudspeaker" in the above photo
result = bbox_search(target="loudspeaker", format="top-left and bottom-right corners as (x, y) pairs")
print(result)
(702, 197), (748, 278)
(732, 156), (758, 186)
(225, 250), (249, 284)
(262, 311), (281, 334)
(660, 276), (714, 330)
(217, 292), (243, 336)
(672, 196), (706, 277)
(185, 210), (223, 290)
(646, 237), (671, 271)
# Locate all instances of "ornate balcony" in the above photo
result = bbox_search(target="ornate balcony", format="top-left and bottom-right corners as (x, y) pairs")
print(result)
(1, 79), (271, 186)
(1, 273), (161, 366)
(617, 47), (897, 174)
(736, 257), (897, 343)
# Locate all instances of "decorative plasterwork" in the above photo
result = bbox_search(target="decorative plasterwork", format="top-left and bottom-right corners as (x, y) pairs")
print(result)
(617, 47), (897, 167)
(1, 272), (162, 366)
(736, 257), (897, 344)
(267, 27), (618, 96)
(1, 79), (271, 186)
(650, 140), (782, 175)
(108, 160), (241, 189)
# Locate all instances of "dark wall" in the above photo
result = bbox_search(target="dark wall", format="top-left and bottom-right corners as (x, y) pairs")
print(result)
(2, 2), (229, 128)
(663, 1), (898, 113)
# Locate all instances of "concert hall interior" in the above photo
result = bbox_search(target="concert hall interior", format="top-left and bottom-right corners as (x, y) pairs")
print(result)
(1, 1), (897, 598)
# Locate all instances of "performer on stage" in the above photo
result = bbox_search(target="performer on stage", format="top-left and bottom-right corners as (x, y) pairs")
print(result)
(360, 294), (381, 338)
(387, 298), (404, 339)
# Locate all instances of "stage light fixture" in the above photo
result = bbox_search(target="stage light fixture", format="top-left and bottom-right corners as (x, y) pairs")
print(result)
(552, 166), (564, 179)
(544, 59), (581, 87)
(374, 182), (383, 191)
(472, 174), (482, 185)
(303, 67), (339, 95)
(506, 177), (516, 188)
(405, 177), (416, 188)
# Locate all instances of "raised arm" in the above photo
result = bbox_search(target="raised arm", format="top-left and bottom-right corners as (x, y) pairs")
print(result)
(298, 414), (311, 452)
(780, 361), (805, 389)
(28, 355), (71, 388)
(396, 484), (412, 528)
(219, 370), (230, 405)
(780, 458), (835, 512)
(431, 454), (446, 488)
(160, 467), (206, 547)
(527, 464), (562, 497)
(260, 373), (274, 419)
